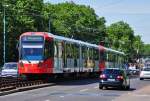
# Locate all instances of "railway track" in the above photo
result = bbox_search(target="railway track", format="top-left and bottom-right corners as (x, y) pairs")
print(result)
(0, 77), (48, 92)
(0, 76), (93, 93)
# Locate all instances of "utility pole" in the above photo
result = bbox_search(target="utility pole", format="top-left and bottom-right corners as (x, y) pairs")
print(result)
(3, 4), (8, 64)
(49, 18), (51, 33)
(3, 5), (6, 64)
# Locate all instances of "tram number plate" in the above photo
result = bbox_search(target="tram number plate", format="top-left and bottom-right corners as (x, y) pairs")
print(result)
(108, 79), (115, 81)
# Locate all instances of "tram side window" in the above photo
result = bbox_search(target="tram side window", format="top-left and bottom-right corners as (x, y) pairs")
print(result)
(107, 53), (111, 62)
(82, 46), (88, 67)
(44, 40), (53, 59)
(66, 43), (73, 58)
(58, 42), (63, 58)
(109, 53), (115, 62)
(117, 55), (120, 67)
(113, 54), (116, 63)
(114, 54), (118, 67)
(54, 41), (58, 57)
(74, 44), (79, 67)
(74, 44), (79, 59)
(100, 51), (105, 61)
(54, 41), (63, 58)
(82, 46), (87, 59)
(106, 52), (109, 62)
(119, 55), (124, 68)
(89, 48), (94, 60)
(94, 49), (99, 60)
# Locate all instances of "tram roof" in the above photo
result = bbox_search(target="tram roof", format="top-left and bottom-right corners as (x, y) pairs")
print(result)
(47, 32), (125, 55)
(104, 47), (125, 55)
(20, 32), (124, 55)
(47, 33), (99, 49)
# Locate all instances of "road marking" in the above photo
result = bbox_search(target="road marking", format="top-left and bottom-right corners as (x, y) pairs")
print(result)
(131, 78), (139, 80)
(80, 89), (88, 92)
(94, 86), (98, 89)
(134, 94), (150, 97)
(60, 96), (64, 98)
(45, 100), (50, 101)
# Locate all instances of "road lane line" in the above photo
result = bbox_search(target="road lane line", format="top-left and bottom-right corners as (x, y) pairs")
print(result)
(94, 86), (98, 89)
(60, 96), (64, 98)
(45, 100), (50, 101)
(80, 89), (88, 92)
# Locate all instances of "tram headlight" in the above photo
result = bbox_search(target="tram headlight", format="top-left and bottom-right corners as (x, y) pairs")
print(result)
(38, 61), (43, 67)
(20, 62), (24, 68)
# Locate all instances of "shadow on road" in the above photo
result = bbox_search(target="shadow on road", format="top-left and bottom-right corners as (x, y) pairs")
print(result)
(140, 79), (150, 81)
(102, 87), (136, 91)
(55, 78), (99, 86)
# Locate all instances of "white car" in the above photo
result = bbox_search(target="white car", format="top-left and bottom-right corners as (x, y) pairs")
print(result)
(1, 62), (18, 78)
(140, 68), (150, 80)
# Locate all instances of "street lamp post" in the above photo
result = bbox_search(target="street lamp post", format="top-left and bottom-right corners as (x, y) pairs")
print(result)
(3, 4), (8, 64)
(49, 18), (51, 33)
(3, 5), (6, 64)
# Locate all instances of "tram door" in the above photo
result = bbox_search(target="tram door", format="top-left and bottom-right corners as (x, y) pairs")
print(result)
(54, 41), (63, 73)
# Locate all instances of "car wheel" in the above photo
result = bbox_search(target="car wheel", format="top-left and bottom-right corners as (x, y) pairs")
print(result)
(99, 85), (103, 89)
(120, 85), (124, 90)
(104, 86), (108, 90)
(140, 78), (144, 80)
(126, 85), (130, 90)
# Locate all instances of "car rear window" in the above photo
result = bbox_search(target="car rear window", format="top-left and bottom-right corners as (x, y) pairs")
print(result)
(103, 69), (123, 75)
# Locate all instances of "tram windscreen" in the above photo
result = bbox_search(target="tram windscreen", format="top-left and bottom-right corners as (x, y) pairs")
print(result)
(21, 36), (44, 60)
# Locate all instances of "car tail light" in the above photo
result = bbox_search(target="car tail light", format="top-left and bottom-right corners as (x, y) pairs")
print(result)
(100, 74), (106, 79)
(117, 75), (123, 80)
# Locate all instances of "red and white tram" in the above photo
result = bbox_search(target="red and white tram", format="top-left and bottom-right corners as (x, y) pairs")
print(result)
(18, 32), (125, 79)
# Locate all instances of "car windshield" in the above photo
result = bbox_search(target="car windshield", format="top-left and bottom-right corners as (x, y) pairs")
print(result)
(143, 68), (150, 71)
(21, 36), (44, 61)
(21, 47), (43, 60)
(3, 63), (17, 70)
(103, 69), (122, 75)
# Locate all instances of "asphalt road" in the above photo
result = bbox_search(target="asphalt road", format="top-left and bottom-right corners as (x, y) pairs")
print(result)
(0, 77), (150, 101)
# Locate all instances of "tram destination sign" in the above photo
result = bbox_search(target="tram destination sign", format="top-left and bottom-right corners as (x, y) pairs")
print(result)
(22, 36), (44, 41)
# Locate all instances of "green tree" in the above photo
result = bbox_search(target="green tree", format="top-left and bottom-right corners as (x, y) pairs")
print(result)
(106, 21), (136, 59)
(2, 0), (145, 66)
(44, 2), (106, 44)
(142, 44), (150, 56)
(133, 35), (144, 58)
(0, 0), (3, 65)
(0, 0), (45, 64)
(95, 17), (106, 44)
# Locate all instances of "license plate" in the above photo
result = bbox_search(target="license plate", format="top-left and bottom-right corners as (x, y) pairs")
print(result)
(108, 79), (115, 81)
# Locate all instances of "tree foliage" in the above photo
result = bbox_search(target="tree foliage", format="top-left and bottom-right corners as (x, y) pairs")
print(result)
(106, 21), (144, 59)
(0, 0), (146, 65)
(142, 44), (150, 56)
(44, 2), (106, 43)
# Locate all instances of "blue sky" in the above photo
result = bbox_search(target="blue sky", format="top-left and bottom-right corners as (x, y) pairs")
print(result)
(44, 0), (150, 44)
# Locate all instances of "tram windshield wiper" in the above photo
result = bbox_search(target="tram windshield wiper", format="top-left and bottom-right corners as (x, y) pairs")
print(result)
(24, 56), (31, 63)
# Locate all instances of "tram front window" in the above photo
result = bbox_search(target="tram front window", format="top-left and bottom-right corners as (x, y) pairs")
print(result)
(21, 47), (43, 60)
(21, 36), (44, 61)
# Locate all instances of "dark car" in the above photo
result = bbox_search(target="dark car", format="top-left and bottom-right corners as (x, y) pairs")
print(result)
(99, 68), (130, 90)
